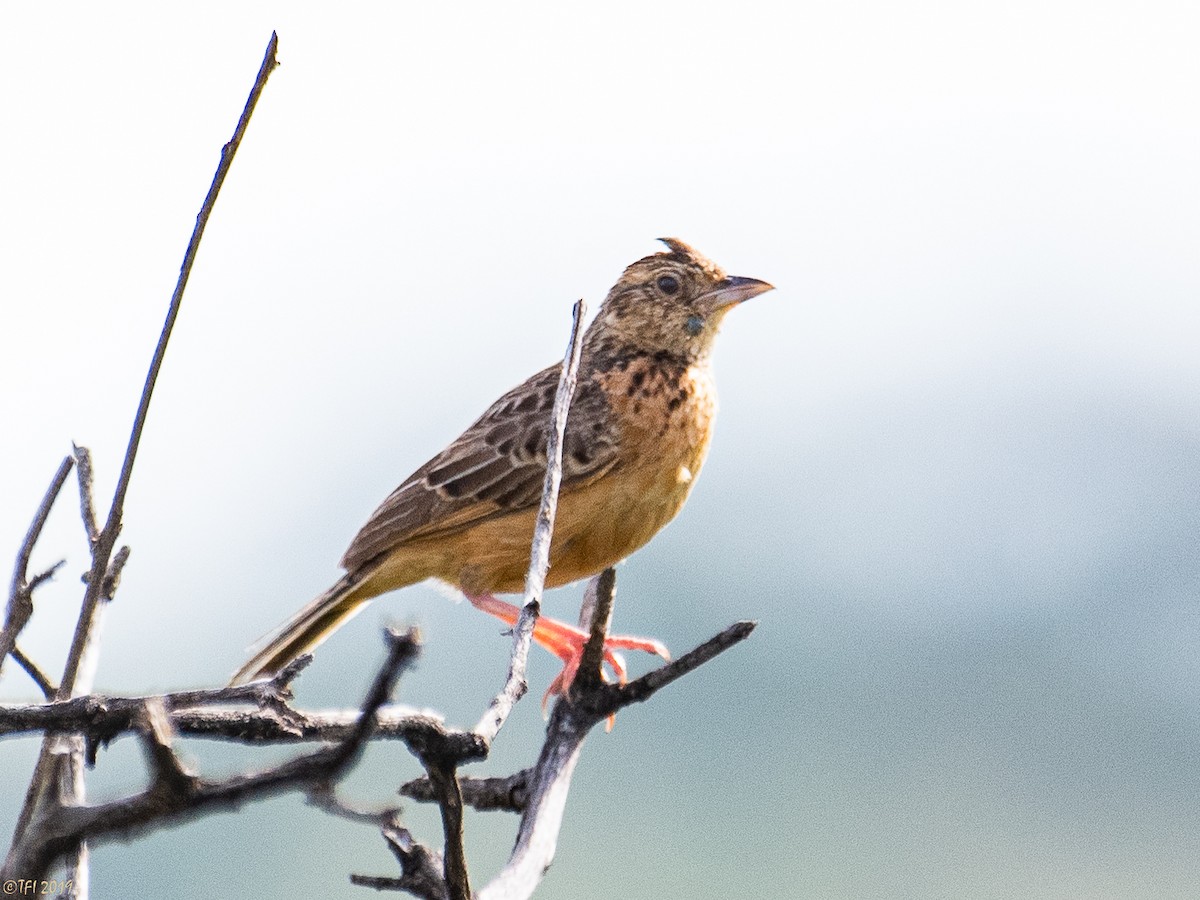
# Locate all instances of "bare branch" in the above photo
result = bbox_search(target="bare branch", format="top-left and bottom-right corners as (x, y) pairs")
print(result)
(71, 445), (98, 546)
(1, 456), (74, 677)
(58, 32), (281, 703)
(600, 620), (758, 714)
(476, 702), (590, 900)
(422, 764), (469, 900)
(0, 692), (473, 756)
(474, 298), (587, 745)
(10, 648), (57, 700)
(306, 784), (400, 827)
(573, 567), (616, 694)
(475, 618), (757, 900)
(3, 35), (282, 885)
(3, 627), (418, 881)
(12, 455), (74, 592)
(135, 698), (197, 795)
(352, 825), (449, 900)
(172, 707), (467, 750)
(104, 34), (281, 552)
(400, 769), (531, 814)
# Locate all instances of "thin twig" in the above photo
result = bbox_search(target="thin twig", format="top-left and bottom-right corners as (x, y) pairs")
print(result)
(56, 445), (108, 707)
(327, 628), (422, 774)
(10, 456), (73, 595)
(600, 620), (758, 715)
(306, 785), (401, 827)
(474, 298), (587, 744)
(103, 34), (281, 556)
(573, 568), (616, 694)
(71, 445), (97, 545)
(10, 647), (57, 699)
(352, 825), (449, 900)
(0, 456), (74, 676)
(101, 546), (130, 602)
(58, 31), (281, 701)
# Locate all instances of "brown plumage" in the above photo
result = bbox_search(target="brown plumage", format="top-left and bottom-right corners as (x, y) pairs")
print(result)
(231, 238), (773, 688)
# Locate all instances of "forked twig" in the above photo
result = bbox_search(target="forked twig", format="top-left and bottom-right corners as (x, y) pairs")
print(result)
(0, 456), (74, 678)
(2, 33), (282, 888)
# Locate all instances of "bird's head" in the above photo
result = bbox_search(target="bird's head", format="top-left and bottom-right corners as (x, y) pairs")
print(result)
(588, 238), (774, 363)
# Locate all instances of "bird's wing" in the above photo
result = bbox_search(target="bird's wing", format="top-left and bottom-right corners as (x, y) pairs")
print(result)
(340, 363), (621, 572)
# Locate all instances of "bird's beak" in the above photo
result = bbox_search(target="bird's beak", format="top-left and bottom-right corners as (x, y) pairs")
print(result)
(695, 275), (775, 315)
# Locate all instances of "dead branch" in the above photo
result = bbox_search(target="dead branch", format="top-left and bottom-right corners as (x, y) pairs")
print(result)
(0, 695), (461, 748)
(600, 620), (758, 714)
(57, 35), (279, 703)
(5, 627), (419, 882)
(468, 616), (755, 900)
(351, 824), (450, 900)
(473, 298), (588, 748)
(8, 649), (57, 700)
(2, 33), (281, 890)
(401, 769), (532, 814)
(382, 298), (588, 900)
(0, 456), (74, 680)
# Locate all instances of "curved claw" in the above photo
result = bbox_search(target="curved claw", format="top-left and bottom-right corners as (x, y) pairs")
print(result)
(599, 634), (670, 661)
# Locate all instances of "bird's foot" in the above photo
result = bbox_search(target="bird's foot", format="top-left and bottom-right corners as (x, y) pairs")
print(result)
(466, 593), (669, 719)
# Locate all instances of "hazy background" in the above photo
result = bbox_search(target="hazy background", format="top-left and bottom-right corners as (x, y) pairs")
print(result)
(2, 3), (1198, 898)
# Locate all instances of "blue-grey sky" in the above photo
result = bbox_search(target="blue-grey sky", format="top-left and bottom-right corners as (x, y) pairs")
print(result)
(2, 4), (1198, 898)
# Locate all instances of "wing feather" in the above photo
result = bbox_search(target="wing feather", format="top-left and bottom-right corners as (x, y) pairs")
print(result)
(340, 364), (620, 572)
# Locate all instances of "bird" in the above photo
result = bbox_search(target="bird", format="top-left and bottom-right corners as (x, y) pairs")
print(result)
(230, 238), (773, 693)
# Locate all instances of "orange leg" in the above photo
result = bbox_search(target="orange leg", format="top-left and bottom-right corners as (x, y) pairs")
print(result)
(465, 593), (669, 707)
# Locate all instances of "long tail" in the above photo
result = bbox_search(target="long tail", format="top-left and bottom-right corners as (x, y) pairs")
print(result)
(229, 572), (374, 685)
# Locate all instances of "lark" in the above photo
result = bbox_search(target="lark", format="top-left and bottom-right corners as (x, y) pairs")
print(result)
(232, 239), (773, 693)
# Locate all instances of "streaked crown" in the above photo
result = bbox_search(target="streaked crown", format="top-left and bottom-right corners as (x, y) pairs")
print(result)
(586, 238), (773, 363)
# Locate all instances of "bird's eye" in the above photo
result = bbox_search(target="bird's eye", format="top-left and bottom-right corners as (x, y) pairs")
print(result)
(656, 274), (680, 295)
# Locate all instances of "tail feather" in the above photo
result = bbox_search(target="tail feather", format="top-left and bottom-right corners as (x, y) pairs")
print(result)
(229, 573), (372, 685)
